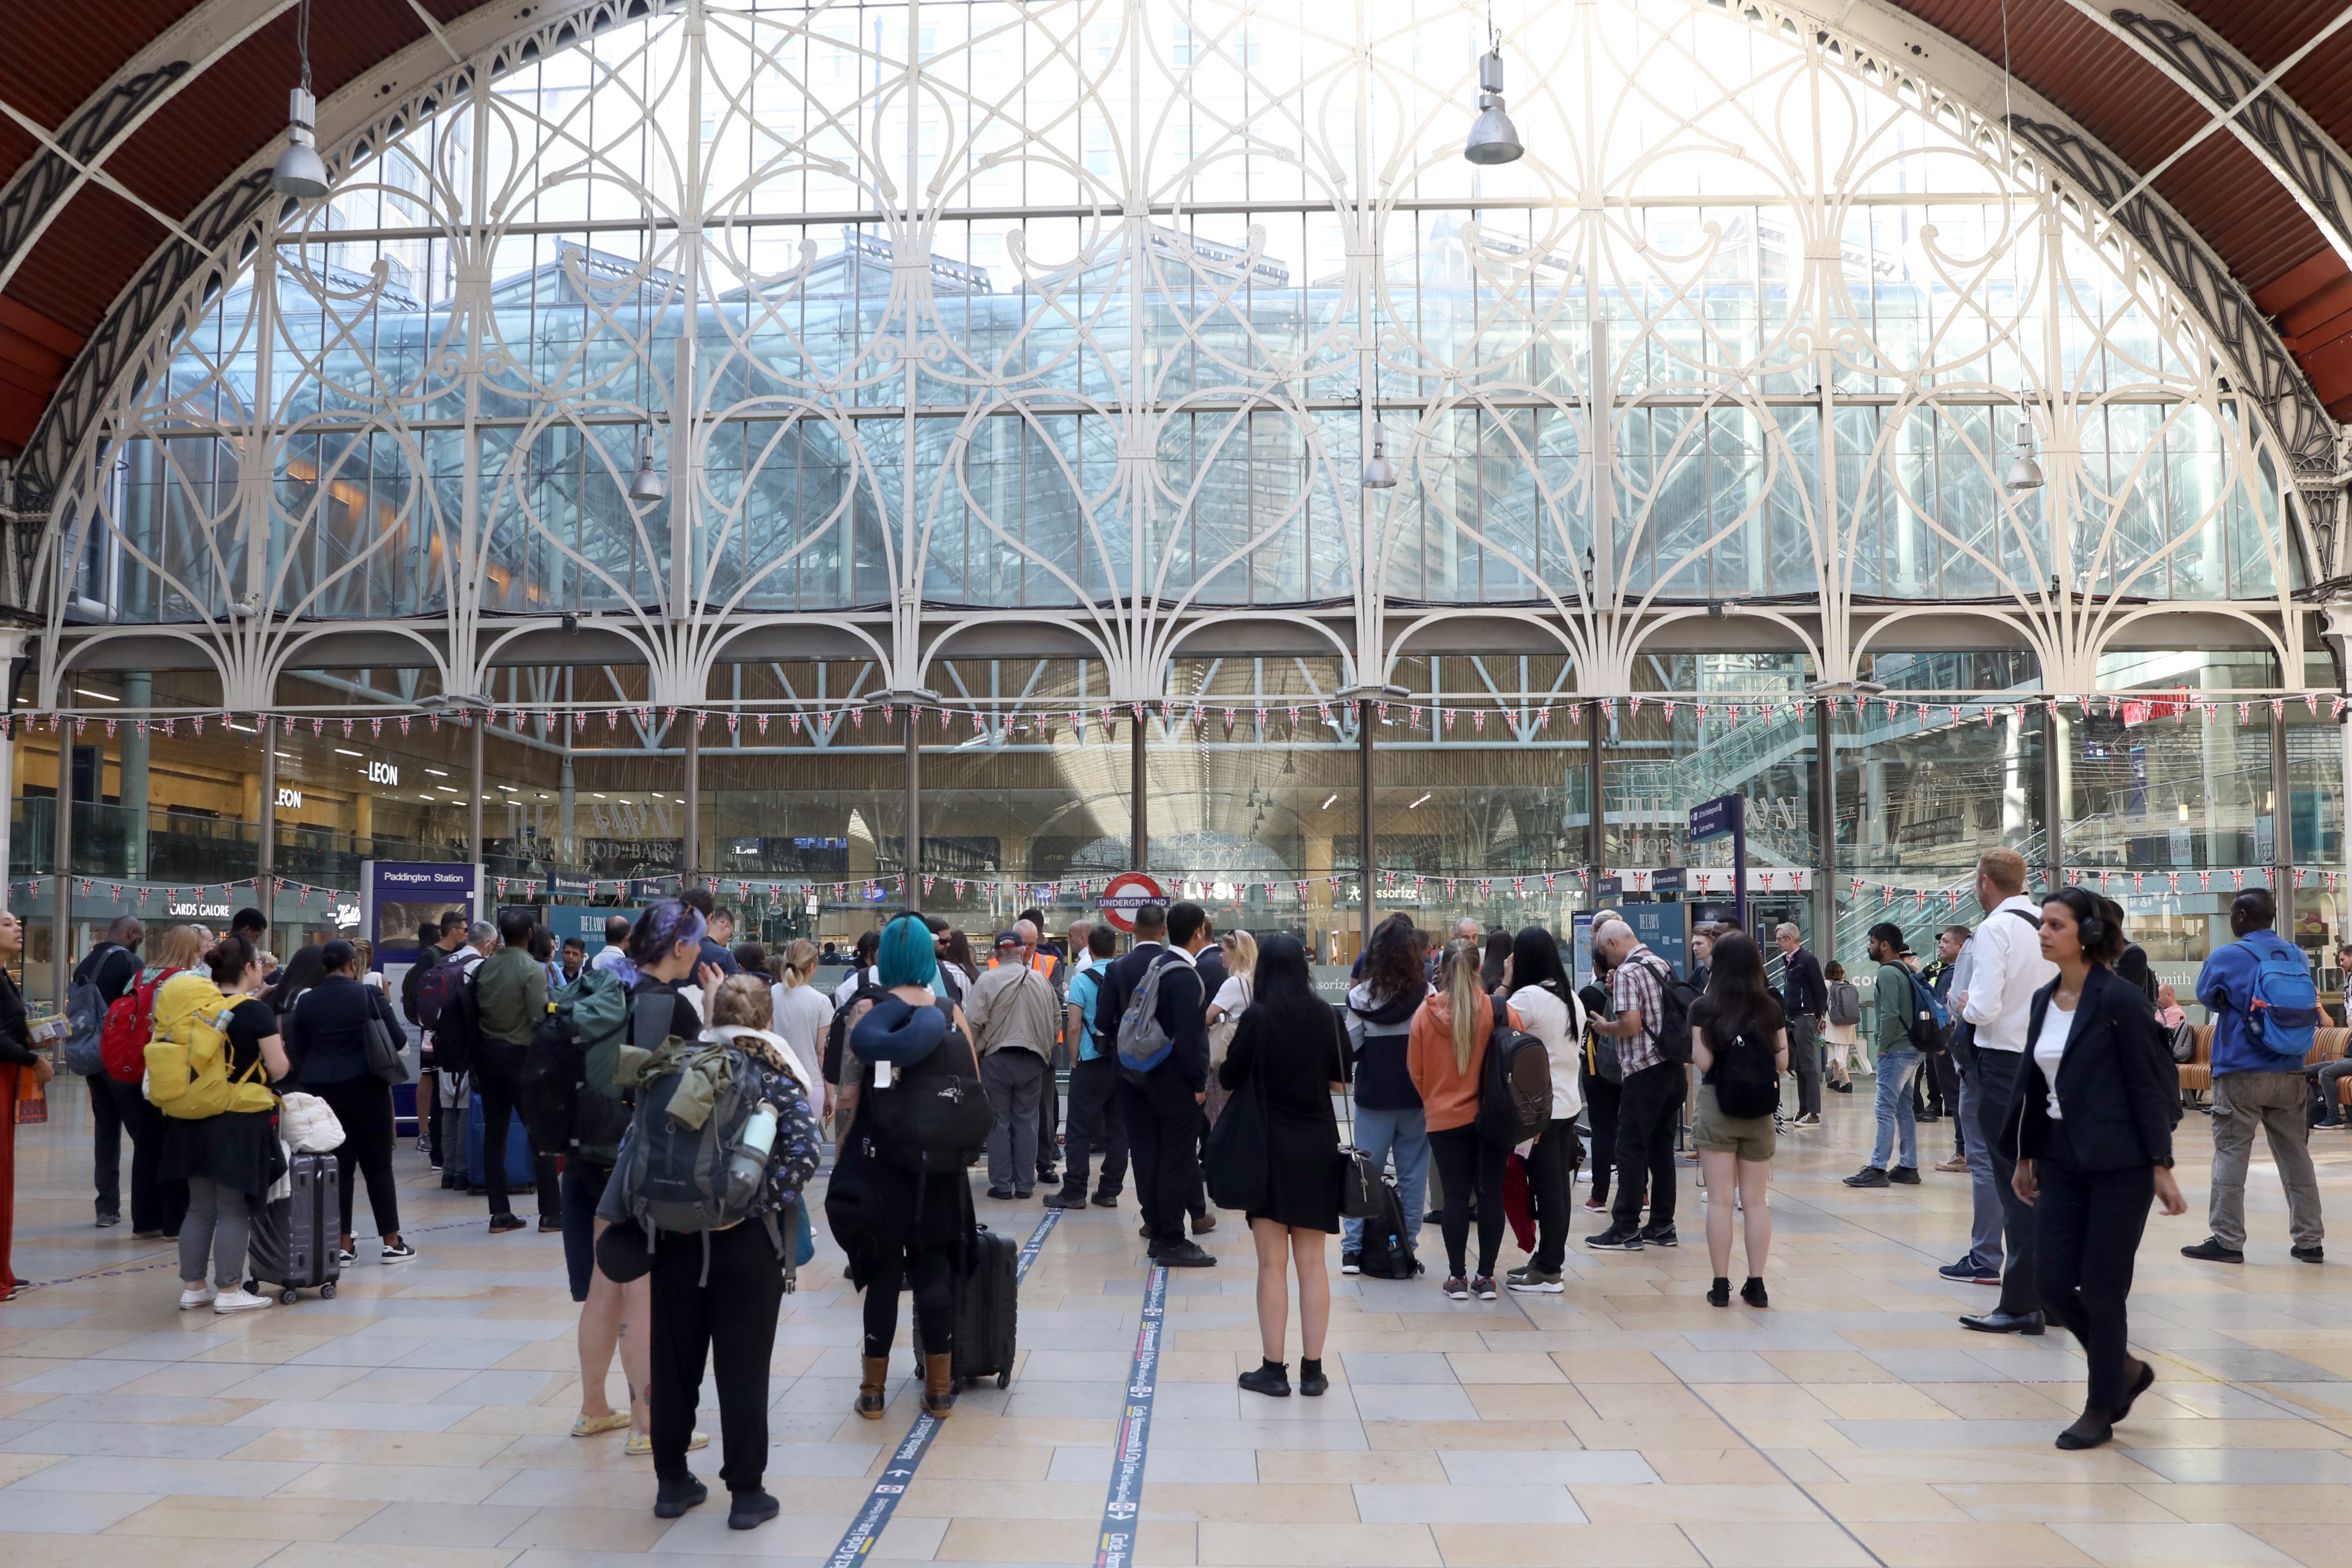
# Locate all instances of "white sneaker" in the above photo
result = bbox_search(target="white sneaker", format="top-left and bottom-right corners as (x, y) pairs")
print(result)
(177, 1284), (216, 1310)
(211, 1288), (274, 1315)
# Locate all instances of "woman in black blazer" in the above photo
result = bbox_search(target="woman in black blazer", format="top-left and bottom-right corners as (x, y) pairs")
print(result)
(283, 941), (416, 1266)
(2013, 888), (2186, 1450)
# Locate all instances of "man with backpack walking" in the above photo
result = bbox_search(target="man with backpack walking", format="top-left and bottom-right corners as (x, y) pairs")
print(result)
(1845, 923), (1928, 1188)
(1098, 901), (1216, 1267)
(1584, 918), (1687, 1252)
(2187, 888), (2325, 1264)
(68, 916), (145, 1229)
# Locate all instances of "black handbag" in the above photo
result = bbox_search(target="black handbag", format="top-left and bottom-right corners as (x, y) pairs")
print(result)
(362, 1000), (409, 1086)
(1204, 1071), (1268, 1212)
(1336, 1124), (1384, 1220)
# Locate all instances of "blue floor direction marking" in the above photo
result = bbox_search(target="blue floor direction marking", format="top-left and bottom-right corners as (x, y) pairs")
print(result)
(1093, 1261), (1169, 1568)
(823, 1205), (1060, 1567)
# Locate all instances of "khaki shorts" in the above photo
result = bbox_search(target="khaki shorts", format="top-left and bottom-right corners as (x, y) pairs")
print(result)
(1691, 1083), (1776, 1162)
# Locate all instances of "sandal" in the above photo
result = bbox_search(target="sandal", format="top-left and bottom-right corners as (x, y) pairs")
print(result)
(571, 1412), (630, 1438)
(627, 1429), (707, 1456)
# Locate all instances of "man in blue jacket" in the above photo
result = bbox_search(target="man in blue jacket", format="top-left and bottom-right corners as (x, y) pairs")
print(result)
(2189, 889), (2324, 1264)
(1094, 900), (1215, 1267)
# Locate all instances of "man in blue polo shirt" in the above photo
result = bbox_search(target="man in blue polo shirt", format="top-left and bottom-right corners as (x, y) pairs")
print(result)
(2189, 888), (2324, 1265)
(1044, 924), (1127, 1211)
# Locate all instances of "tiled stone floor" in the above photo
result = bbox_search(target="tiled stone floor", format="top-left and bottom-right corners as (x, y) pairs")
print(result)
(3, 1073), (2350, 1567)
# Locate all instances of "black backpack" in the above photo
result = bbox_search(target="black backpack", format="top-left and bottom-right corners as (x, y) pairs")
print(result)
(864, 1001), (993, 1177)
(1710, 1024), (1781, 1119)
(517, 968), (635, 1164)
(1475, 997), (1553, 1145)
(429, 973), (484, 1076)
(1354, 1176), (1422, 1279)
(824, 981), (892, 1086)
(1633, 955), (1696, 1066)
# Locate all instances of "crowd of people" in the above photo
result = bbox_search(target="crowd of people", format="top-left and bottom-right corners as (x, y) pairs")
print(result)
(0, 844), (2336, 1465)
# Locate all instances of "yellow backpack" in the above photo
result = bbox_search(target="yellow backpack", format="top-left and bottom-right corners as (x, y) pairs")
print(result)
(146, 972), (276, 1119)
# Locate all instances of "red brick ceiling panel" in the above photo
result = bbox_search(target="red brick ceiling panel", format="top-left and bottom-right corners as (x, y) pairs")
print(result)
(0, 2), (191, 188)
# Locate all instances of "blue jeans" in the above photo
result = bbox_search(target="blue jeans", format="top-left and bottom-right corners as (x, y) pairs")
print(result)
(1957, 1060), (2003, 1269)
(1342, 1103), (1429, 1253)
(1872, 1046), (1922, 1170)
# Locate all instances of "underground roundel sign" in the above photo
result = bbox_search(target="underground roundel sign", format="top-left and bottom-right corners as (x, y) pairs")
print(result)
(1096, 871), (1166, 933)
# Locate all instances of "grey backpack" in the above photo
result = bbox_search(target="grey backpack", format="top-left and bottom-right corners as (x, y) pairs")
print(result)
(608, 1037), (777, 1235)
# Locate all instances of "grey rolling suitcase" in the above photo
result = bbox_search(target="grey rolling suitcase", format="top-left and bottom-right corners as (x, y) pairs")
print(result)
(245, 1150), (343, 1302)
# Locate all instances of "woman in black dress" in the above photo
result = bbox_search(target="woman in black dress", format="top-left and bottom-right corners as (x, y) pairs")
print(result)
(161, 936), (289, 1314)
(1218, 934), (1347, 1399)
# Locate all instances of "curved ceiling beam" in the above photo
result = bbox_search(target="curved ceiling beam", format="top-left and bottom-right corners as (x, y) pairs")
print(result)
(2055, 0), (2352, 269)
(0, 0), (303, 296)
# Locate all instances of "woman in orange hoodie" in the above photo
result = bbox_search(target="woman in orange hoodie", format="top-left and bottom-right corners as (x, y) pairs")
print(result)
(1408, 940), (1525, 1300)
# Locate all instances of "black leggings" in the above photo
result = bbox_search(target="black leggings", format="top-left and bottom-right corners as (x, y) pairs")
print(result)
(862, 1242), (957, 1359)
(1428, 1125), (1508, 1279)
(306, 1077), (400, 1240)
(650, 1223), (785, 1490)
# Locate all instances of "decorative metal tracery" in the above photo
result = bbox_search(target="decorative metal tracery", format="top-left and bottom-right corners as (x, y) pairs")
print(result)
(26, 0), (2319, 714)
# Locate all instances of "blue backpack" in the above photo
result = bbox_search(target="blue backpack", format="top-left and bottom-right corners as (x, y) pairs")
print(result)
(2246, 938), (2321, 1059)
(1903, 969), (1952, 1053)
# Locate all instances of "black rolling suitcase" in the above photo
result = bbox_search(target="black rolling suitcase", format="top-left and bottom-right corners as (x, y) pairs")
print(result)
(246, 1150), (343, 1303)
(915, 1223), (1018, 1391)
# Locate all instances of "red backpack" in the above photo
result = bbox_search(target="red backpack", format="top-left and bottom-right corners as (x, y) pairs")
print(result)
(101, 966), (182, 1083)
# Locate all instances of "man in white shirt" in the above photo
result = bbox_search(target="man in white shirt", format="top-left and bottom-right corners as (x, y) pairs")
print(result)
(1067, 918), (1096, 974)
(588, 915), (631, 976)
(1953, 848), (2055, 1336)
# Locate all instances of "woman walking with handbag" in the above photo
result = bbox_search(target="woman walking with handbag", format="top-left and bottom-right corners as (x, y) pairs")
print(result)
(2014, 888), (2186, 1450)
(1216, 934), (1346, 1398)
(281, 940), (414, 1266)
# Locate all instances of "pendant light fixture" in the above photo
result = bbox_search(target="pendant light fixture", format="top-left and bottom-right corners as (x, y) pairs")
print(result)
(1362, 420), (1398, 489)
(1464, 2), (1523, 167)
(2003, 417), (2045, 492)
(1463, 36), (1524, 166)
(629, 435), (666, 502)
(270, 0), (330, 199)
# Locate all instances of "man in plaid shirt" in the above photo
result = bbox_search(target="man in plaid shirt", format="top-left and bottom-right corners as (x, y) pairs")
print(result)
(1586, 918), (1683, 1251)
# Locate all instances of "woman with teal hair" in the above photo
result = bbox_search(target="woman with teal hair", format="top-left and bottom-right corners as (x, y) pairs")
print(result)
(876, 912), (939, 992)
(825, 914), (981, 1421)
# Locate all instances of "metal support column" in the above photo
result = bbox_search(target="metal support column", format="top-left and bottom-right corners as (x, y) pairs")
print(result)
(905, 717), (922, 911)
(51, 726), (72, 1010)
(1130, 715), (1148, 872)
(1586, 698), (1606, 897)
(2042, 705), (2067, 892)
(1814, 699), (1836, 954)
(1359, 698), (1376, 946)
(467, 714), (485, 875)
(2273, 708), (2294, 927)
(681, 716), (700, 886)
(257, 727), (276, 910)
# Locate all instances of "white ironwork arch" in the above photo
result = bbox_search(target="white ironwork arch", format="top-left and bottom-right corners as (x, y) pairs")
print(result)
(23, 0), (2330, 720)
